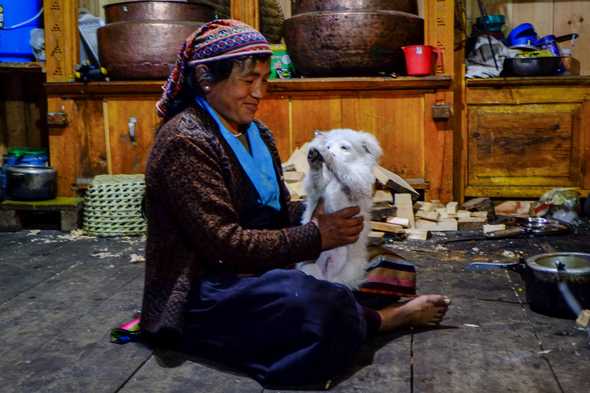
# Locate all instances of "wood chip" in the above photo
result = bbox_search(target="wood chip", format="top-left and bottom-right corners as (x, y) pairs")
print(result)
(405, 228), (429, 240)
(483, 224), (506, 234)
(576, 309), (590, 328)
(370, 221), (405, 233)
(415, 218), (458, 231)
(416, 210), (440, 222)
(386, 216), (410, 227)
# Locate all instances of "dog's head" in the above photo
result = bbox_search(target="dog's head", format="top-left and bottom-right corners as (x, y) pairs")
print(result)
(310, 128), (382, 168)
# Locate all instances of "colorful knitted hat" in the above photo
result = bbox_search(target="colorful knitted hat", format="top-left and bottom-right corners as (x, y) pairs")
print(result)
(156, 19), (272, 119)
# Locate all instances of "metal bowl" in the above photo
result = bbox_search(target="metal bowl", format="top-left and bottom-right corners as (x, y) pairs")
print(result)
(283, 10), (423, 76)
(98, 20), (205, 79)
(291, 0), (418, 15)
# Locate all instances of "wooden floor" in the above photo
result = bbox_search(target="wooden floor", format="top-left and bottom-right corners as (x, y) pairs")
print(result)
(1, 228), (589, 393)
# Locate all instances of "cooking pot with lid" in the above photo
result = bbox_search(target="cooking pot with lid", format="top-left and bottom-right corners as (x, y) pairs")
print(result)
(6, 165), (57, 201)
(467, 252), (590, 318)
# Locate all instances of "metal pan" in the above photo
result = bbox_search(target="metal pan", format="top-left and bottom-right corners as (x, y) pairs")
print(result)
(501, 57), (562, 77)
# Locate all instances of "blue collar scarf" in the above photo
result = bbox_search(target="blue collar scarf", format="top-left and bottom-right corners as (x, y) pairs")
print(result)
(196, 96), (281, 211)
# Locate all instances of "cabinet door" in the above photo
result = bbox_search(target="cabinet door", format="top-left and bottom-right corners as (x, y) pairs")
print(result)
(48, 97), (107, 196)
(105, 99), (158, 174)
(468, 104), (582, 190)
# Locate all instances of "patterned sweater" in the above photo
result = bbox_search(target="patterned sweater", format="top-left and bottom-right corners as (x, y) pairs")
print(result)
(141, 104), (322, 337)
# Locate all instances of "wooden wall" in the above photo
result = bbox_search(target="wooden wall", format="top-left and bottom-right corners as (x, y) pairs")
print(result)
(0, 68), (47, 157)
(466, 0), (589, 75)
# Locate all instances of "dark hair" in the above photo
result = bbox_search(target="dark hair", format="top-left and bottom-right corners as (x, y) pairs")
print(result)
(164, 54), (271, 121)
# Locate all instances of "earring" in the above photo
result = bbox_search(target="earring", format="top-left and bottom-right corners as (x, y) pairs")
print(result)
(203, 85), (210, 92)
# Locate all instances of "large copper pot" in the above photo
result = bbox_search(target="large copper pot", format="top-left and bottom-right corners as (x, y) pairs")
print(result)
(291, 0), (418, 15)
(98, 1), (214, 80)
(104, 0), (215, 23)
(283, 10), (423, 76)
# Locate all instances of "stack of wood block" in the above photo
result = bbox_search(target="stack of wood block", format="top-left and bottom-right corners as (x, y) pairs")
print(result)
(369, 196), (492, 241)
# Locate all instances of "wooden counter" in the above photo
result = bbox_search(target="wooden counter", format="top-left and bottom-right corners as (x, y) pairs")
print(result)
(46, 77), (454, 201)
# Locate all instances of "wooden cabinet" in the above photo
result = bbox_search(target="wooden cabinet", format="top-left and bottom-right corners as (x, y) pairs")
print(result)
(43, 0), (457, 200)
(46, 78), (454, 201)
(46, 85), (160, 195)
(462, 77), (590, 198)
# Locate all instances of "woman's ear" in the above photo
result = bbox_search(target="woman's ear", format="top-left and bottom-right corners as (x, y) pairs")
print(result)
(194, 64), (213, 93)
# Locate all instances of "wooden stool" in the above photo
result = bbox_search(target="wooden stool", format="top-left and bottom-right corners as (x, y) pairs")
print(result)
(0, 197), (83, 232)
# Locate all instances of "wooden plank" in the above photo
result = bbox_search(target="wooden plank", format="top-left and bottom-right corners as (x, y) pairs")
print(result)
(0, 234), (150, 393)
(424, 92), (453, 202)
(467, 104), (581, 187)
(497, 0), (554, 39)
(48, 98), (108, 196)
(291, 96), (342, 149)
(44, 77), (453, 97)
(412, 261), (563, 393)
(257, 96), (291, 159)
(467, 76), (590, 88)
(231, 0), (260, 29)
(342, 94), (425, 180)
(43, 0), (79, 82)
(553, 1), (590, 75)
(424, 0), (455, 76)
(105, 99), (157, 174)
(467, 85), (590, 104)
(119, 356), (263, 393)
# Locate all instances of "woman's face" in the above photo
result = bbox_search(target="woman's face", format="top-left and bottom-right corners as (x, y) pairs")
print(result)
(205, 58), (270, 131)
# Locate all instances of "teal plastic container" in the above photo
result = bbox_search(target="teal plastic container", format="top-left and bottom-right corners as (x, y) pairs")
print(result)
(0, 0), (43, 62)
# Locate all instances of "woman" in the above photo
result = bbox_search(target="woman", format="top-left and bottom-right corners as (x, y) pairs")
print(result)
(141, 19), (449, 387)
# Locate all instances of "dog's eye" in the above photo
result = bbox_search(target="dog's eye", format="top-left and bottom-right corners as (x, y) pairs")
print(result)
(340, 145), (350, 150)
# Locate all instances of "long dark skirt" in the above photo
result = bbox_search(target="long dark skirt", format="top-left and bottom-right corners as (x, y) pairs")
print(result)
(181, 269), (368, 387)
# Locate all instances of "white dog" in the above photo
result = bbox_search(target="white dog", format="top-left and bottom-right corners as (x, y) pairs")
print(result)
(298, 128), (382, 288)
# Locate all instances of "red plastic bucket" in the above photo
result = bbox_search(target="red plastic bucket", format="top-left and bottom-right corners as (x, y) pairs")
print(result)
(402, 45), (440, 76)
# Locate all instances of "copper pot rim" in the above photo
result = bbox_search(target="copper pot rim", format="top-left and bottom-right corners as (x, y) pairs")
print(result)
(286, 9), (423, 19)
(98, 20), (205, 27)
(104, 0), (208, 7)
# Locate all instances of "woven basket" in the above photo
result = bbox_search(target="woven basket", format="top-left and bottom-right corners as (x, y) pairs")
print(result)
(83, 174), (146, 237)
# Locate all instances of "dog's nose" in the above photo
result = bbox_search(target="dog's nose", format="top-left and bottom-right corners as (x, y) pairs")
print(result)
(308, 148), (323, 162)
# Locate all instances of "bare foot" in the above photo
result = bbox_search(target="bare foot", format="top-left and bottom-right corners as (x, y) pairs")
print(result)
(377, 294), (450, 332)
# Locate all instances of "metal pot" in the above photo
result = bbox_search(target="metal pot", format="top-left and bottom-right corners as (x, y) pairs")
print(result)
(98, 20), (205, 79)
(98, 0), (214, 80)
(291, 0), (418, 15)
(467, 253), (590, 319)
(6, 166), (57, 201)
(501, 57), (562, 77)
(283, 10), (424, 76)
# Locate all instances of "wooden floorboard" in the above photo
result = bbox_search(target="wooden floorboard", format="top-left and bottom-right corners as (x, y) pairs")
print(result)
(1, 229), (589, 392)
(118, 356), (264, 393)
(412, 262), (562, 393)
(0, 232), (149, 393)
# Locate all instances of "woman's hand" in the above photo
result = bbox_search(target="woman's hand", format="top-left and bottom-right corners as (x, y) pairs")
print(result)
(312, 202), (364, 250)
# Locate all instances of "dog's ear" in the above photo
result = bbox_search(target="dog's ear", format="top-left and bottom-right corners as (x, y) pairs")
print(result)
(313, 130), (327, 138)
(360, 133), (383, 161)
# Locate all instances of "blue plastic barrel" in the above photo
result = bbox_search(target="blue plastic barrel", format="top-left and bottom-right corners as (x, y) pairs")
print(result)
(0, 0), (43, 62)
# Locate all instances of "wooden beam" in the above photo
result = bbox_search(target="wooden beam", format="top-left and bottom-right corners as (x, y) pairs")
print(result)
(231, 0), (260, 29)
(43, 0), (79, 82)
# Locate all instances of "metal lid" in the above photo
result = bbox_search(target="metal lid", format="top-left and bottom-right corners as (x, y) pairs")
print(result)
(526, 252), (590, 275)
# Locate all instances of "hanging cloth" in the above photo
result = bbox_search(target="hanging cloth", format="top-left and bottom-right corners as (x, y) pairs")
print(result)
(196, 96), (281, 211)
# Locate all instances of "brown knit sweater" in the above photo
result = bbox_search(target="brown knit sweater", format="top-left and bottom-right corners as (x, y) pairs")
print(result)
(141, 104), (322, 337)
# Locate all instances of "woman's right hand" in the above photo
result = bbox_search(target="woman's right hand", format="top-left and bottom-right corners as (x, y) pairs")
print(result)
(313, 205), (364, 250)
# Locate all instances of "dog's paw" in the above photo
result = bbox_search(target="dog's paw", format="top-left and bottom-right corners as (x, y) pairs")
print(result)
(307, 147), (324, 168)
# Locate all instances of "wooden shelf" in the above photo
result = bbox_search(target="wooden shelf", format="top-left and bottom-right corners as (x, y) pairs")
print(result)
(45, 76), (452, 98)
(466, 75), (590, 88)
(0, 62), (44, 73)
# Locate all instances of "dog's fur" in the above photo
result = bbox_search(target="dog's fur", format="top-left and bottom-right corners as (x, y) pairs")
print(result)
(298, 128), (382, 288)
